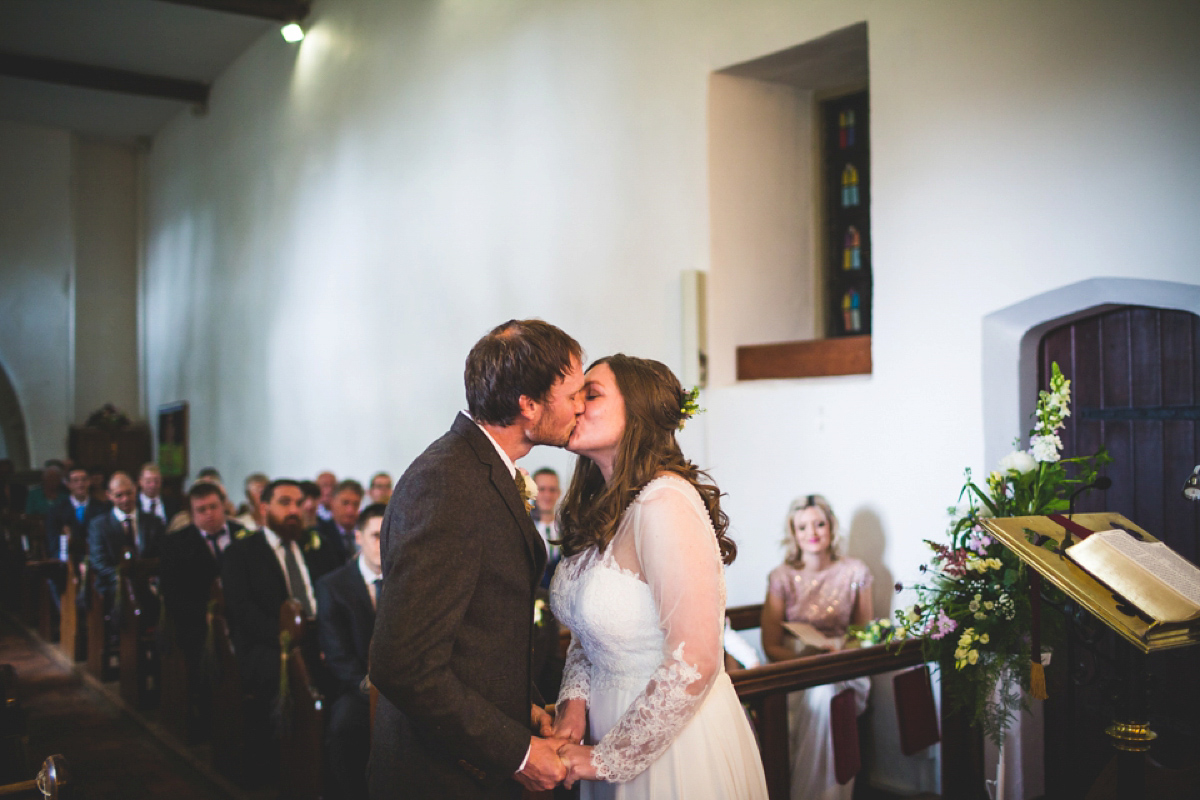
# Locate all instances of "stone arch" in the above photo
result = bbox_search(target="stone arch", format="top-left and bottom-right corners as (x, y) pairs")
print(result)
(981, 278), (1200, 468)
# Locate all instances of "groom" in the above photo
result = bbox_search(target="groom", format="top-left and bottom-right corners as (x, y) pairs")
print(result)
(369, 319), (584, 799)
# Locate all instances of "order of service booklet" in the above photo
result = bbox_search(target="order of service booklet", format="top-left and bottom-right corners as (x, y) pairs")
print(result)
(1066, 529), (1200, 625)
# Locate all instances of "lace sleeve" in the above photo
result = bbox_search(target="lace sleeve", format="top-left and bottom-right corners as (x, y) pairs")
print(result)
(591, 481), (724, 783)
(557, 634), (591, 706)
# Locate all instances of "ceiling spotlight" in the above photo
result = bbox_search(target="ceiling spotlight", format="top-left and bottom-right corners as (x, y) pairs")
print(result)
(281, 23), (305, 43)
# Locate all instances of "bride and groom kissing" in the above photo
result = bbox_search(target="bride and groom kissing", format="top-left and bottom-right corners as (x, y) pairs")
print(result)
(368, 320), (767, 800)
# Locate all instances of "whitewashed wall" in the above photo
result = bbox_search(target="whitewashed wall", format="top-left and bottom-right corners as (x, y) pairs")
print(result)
(143, 0), (1200, 617)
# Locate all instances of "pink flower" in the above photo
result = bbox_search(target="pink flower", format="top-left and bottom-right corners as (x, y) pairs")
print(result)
(931, 610), (957, 640)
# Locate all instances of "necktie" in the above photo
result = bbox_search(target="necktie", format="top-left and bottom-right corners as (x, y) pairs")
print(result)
(372, 578), (382, 609)
(75, 505), (85, 523)
(206, 531), (222, 561)
(123, 517), (136, 555)
(283, 543), (314, 617)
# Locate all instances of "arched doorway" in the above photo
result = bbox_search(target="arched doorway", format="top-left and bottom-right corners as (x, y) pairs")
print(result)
(1039, 305), (1200, 797)
(0, 356), (30, 470)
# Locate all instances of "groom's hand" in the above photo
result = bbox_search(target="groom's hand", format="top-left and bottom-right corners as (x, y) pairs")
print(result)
(515, 736), (567, 791)
(531, 703), (555, 737)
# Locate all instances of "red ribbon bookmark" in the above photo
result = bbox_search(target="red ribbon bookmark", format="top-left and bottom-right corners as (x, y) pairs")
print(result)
(1047, 513), (1094, 542)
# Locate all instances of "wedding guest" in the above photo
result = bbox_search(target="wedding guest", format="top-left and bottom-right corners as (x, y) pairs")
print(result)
(315, 503), (385, 800)
(316, 471), (336, 521)
(0, 459), (27, 514)
(87, 466), (108, 505)
(25, 460), (65, 516)
(88, 472), (165, 603)
(318, 479), (362, 563)
(367, 472), (392, 506)
(232, 472), (268, 531)
(760, 494), (873, 800)
(160, 481), (242, 726)
(139, 463), (180, 525)
(531, 467), (561, 589)
(45, 466), (107, 561)
(299, 480), (321, 530)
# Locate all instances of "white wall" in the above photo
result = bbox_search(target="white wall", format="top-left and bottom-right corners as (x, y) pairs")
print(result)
(0, 122), (73, 467)
(142, 0), (1200, 616)
(0, 122), (141, 468)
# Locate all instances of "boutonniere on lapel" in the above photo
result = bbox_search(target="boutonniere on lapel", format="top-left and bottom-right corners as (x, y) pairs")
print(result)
(235, 527), (253, 540)
(533, 597), (548, 627)
(515, 467), (537, 513)
(304, 529), (322, 552)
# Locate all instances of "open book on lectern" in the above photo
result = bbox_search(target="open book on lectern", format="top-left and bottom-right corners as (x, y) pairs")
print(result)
(981, 513), (1200, 653)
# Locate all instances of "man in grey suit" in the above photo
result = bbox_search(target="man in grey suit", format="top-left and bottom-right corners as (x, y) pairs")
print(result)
(370, 319), (584, 799)
(88, 471), (164, 602)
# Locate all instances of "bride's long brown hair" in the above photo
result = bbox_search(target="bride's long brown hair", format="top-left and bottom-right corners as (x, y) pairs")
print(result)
(558, 354), (736, 565)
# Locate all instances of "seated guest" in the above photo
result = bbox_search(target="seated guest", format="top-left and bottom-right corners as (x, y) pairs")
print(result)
(299, 480), (321, 530)
(531, 467), (561, 589)
(160, 481), (243, 708)
(88, 472), (165, 602)
(46, 466), (108, 562)
(87, 466), (108, 506)
(366, 471), (392, 506)
(139, 463), (180, 525)
(315, 471), (336, 521)
(315, 504), (385, 800)
(25, 460), (65, 516)
(220, 479), (322, 720)
(761, 494), (873, 800)
(317, 479), (363, 563)
(232, 472), (268, 531)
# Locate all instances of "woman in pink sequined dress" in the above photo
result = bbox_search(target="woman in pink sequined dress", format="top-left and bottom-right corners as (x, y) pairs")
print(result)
(760, 495), (874, 800)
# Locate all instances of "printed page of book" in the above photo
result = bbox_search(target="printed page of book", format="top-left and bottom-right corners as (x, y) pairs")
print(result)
(1068, 530), (1200, 624)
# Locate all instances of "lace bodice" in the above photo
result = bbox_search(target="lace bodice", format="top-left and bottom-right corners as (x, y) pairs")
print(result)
(550, 474), (726, 784)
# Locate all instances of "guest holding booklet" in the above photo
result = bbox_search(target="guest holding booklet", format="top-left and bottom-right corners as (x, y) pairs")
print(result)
(761, 494), (873, 800)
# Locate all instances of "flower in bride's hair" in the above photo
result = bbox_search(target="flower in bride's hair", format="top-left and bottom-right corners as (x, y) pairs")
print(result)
(678, 386), (704, 430)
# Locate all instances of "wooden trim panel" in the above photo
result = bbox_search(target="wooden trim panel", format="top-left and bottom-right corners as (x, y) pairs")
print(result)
(736, 335), (871, 380)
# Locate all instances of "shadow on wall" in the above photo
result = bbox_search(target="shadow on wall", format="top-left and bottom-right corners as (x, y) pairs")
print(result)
(845, 506), (892, 620)
(0, 356), (29, 470)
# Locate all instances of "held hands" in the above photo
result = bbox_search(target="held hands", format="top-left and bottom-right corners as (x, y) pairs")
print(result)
(556, 742), (598, 789)
(551, 697), (587, 744)
(515, 701), (594, 791)
(515, 736), (567, 791)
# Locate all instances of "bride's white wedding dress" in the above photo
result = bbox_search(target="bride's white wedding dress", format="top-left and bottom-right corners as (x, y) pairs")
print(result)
(550, 474), (768, 800)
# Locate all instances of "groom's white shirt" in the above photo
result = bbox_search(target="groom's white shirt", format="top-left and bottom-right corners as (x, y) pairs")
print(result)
(466, 412), (532, 773)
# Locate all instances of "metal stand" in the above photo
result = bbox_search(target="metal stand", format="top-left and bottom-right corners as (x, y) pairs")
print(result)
(1107, 641), (1156, 799)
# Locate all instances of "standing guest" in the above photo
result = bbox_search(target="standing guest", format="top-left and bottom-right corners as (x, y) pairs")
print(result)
(319, 479), (363, 564)
(316, 504), (385, 800)
(88, 472), (165, 603)
(160, 481), (243, 725)
(760, 494), (873, 800)
(45, 467), (107, 561)
(25, 460), (65, 516)
(531, 468), (561, 589)
(367, 472), (393, 506)
(233, 472), (269, 531)
(221, 479), (322, 756)
(316, 471), (337, 521)
(139, 463), (180, 525)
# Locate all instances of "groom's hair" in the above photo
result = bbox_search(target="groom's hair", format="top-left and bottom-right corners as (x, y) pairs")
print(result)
(465, 319), (582, 426)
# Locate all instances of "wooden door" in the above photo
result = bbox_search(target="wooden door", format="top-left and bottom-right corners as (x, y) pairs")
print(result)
(1039, 306), (1200, 797)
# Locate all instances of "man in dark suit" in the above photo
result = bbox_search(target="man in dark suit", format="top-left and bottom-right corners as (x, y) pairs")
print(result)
(160, 479), (242, 722)
(370, 319), (584, 799)
(88, 471), (165, 603)
(220, 478), (323, 746)
(138, 463), (181, 525)
(316, 503), (385, 800)
(317, 479), (364, 565)
(46, 466), (107, 562)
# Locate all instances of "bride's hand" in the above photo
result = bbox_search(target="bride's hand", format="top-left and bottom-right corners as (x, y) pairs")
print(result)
(556, 742), (597, 788)
(552, 698), (587, 743)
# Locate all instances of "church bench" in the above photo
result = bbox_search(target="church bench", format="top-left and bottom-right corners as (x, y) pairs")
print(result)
(116, 559), (160, 709)
(57, 558), (84, 662)
(278, 598), (324, 800)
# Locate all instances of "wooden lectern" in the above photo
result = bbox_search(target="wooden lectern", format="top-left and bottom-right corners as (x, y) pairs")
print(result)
(982, 512), (1200, 800)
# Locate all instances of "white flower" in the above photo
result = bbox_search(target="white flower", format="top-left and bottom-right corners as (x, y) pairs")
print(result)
(1031, 434), (1062, 463)
(996, 449), (1038, 475)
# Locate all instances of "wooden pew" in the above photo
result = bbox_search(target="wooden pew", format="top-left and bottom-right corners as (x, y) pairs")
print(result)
(116, 559), (160, 709)
(35, 562), (64, 643)
(84, 572), (113, 680)
(278, 599), (323, 800)
(0, 664), (29, 785)
(57, 559), (84, 662)
(208, 590), (248, 784)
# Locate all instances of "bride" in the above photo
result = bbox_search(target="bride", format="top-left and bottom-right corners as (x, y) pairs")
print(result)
(549, 354), (768, 799)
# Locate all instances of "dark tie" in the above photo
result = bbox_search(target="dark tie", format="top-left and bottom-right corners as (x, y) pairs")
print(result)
(206, 531), (223, 562)
(123, 517), (136, 555)
(373, 578), (382, 608)
(283, 543), (314, 617)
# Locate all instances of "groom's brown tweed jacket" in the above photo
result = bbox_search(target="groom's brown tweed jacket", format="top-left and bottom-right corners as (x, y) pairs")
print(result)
(369, 413), (548, 800)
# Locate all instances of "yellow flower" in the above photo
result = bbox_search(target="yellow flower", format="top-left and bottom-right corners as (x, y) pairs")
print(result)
(968, 649), (980, 665)
(980, 633), (990, 644)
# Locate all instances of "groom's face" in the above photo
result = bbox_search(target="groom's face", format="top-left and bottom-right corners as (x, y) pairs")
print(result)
(525, 356), (585, 448)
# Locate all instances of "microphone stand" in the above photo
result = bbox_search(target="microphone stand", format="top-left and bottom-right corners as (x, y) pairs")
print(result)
(1062, 475), (1112, 548)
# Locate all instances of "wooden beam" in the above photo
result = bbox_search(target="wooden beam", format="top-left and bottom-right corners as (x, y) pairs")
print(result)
(152, 0), (310, 22)
(736, 335), (872, 380)
(0, 52), (208, 105)
(730, 639), (924, 698)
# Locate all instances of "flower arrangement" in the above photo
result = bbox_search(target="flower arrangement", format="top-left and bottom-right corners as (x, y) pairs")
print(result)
(848, 617), (896, 647)
(897, 363), (1110, 745)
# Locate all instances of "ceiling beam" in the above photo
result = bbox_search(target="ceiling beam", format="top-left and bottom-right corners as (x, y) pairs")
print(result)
(152, 0), (310, 22)
(0, 52), (208, 105)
